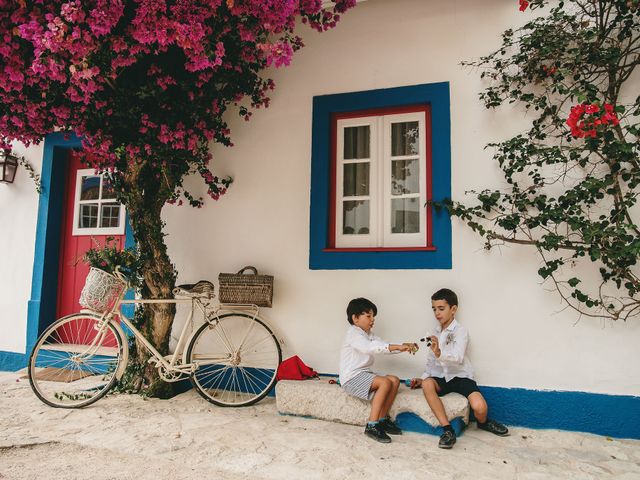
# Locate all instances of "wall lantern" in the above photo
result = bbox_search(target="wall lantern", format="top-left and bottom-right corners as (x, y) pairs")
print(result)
(0, 151), (18, 184)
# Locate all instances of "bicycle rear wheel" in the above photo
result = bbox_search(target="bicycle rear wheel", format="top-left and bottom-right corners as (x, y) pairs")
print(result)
(28, 314), (124, 408)
(186, 312), (282, 407)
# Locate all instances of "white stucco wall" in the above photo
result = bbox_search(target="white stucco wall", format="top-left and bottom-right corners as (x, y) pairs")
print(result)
(0, 142), (42, 353)
(2, 0), (638, 397)
(163, 0), (640, 396)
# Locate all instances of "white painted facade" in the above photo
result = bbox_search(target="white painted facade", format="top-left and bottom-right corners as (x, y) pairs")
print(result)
(0, 141), (42, 353)
(2, 0), (639, 398)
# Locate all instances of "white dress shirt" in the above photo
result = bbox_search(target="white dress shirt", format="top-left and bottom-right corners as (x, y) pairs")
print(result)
(339, 324), (394, 385)
(420, 319), (475, 382)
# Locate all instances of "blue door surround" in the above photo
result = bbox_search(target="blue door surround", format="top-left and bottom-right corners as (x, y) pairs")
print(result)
(0, 132), (133, 371)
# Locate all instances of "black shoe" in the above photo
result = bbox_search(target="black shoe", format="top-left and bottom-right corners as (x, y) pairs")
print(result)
(438, 429), (456, 449)
(477, 418), (509, 436)
(378, 417), (402, 435)
(364, 423), (392, 443)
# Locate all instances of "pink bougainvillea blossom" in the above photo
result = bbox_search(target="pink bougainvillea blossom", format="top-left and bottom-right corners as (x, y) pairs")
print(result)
(0, 0), (356, 204)
(260, 40), (294, 67)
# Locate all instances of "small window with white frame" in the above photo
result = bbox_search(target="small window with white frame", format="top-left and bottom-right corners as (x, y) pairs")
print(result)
(332, 106), (430, 249)
(72, 169), (126, 236)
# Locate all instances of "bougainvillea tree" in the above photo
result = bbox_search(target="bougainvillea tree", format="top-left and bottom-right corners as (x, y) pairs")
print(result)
(0, 0), (355, 395)
(446, 0), (639, 320)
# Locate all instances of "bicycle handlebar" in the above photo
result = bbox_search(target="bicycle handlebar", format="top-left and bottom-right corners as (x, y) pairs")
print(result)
(113, 265), (131, 287)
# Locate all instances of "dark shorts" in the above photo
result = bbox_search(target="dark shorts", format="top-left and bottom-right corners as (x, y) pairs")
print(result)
(431, 376), (480, 398)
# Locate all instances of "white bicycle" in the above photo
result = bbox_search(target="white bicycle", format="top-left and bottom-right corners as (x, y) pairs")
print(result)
(28, 268), (282, 408)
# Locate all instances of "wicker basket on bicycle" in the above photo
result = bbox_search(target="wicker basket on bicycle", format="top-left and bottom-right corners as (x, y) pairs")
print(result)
(79, 267), (127, 313)
(218, 266), (273, 307)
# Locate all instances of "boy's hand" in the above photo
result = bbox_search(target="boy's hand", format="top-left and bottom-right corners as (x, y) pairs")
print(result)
(429, 336), (441, 357)
(395, 344), (411, 352)
(409, 378), (422, 389)
(403, 342), (419, 354)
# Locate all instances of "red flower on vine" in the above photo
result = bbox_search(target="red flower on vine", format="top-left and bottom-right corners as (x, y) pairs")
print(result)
(566, 103), (620, 138)
(519, 0), (529, 11)
(542, 65), (557, 76)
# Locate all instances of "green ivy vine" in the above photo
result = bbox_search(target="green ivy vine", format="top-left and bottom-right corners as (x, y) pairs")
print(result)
(443, 0), (640, 320)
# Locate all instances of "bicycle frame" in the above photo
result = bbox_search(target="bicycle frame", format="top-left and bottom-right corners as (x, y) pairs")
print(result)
(118, 297), (203, 377)
(93, 289), (270, 382)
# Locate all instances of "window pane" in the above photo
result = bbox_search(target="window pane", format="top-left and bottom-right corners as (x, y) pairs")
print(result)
(80, 176), (100, 200)
(100, 203), (121, 228)
(343, 162), (370, 197)
(391, 121), (419, 156)
(79, 204), (98, 228)
(391, 159), (420, 195)
(343, 200), (370, 235)
(102, 178), (116, 200)
(344, 126), (370, 159)
(391, 198), (420, 234)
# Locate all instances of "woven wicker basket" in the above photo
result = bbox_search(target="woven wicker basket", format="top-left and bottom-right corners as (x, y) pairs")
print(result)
(218, 266), (273, 307)
(79, 267), (126, 313)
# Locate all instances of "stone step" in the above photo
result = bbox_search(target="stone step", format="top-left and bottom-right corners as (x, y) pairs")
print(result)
(276, 378), (469, 436)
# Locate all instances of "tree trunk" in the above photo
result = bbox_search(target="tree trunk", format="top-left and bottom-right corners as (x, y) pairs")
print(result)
(119, 164), (178, 398)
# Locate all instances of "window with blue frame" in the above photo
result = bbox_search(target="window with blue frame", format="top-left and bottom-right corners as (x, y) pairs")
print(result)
(309, 82), (452, 270)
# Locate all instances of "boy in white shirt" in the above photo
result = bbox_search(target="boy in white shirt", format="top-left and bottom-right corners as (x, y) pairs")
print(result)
(339, 297), (416, 443)
(409, 288), (508, 449)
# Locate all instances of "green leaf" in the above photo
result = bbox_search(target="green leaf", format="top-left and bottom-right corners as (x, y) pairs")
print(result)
(567, 277), (581, 287)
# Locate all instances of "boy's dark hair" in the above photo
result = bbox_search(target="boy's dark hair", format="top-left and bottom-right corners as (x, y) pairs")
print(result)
(346, 297), (377, 324)
(431, 288), (458, 307)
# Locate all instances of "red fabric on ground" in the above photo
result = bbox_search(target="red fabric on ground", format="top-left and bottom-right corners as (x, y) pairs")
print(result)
(276, 355), (318, 381)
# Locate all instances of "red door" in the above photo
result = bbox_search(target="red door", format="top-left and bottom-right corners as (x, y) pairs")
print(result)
(56, 151), (126, 319)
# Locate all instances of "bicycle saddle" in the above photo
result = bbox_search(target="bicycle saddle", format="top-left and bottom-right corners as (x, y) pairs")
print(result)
(173, 280), (215, 297)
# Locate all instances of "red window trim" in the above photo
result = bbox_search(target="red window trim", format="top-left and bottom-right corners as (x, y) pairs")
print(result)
(322, 247), (437, 253)
(327, 104), (433, 250)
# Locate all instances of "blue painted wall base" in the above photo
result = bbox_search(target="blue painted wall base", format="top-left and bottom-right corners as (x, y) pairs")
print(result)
(396, 412), (466, 437)
(478, 386), (640, 440)
(170, 378), (277, 398)
(0, 351), (27, 371)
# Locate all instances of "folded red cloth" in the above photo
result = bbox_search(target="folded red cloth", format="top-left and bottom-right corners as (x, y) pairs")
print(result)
(276, 355), (318, 381)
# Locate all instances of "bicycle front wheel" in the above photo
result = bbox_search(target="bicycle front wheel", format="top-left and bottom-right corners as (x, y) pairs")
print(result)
(187, 312), (282, 407)
(28, 314), (124, 408)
